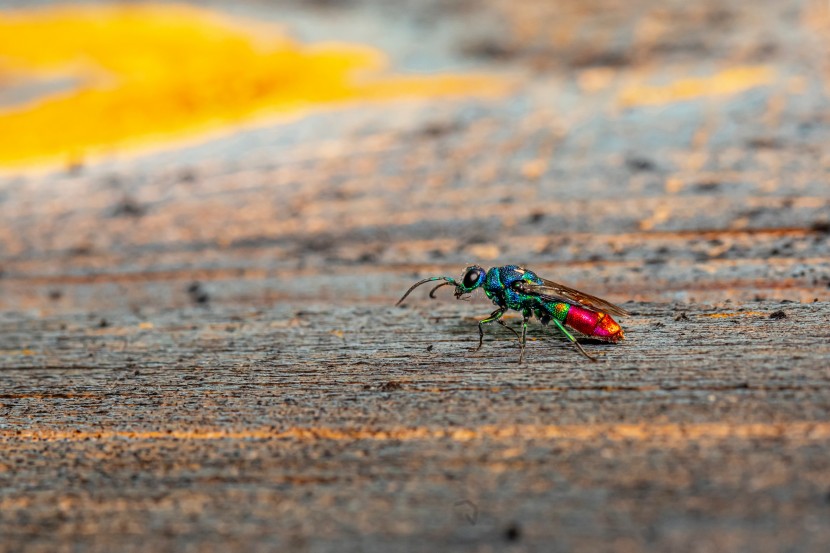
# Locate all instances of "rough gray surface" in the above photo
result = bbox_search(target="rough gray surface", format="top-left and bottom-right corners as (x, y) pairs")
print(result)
(2, 0), (830, 551)
(2, 301), (830, 552)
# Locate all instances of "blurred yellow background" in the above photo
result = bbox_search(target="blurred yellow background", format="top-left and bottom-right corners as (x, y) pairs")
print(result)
(0, 3), (506, 169)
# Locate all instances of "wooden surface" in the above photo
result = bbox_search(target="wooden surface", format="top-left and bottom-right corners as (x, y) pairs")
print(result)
(2, 0), (830, 551)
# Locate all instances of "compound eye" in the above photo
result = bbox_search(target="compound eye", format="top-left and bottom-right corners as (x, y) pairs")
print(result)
(462, 268), (482, 289)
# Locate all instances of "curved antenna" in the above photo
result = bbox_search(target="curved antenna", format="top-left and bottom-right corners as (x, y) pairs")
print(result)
(396, 276), (457, 306)
(429, 281), (453, 299)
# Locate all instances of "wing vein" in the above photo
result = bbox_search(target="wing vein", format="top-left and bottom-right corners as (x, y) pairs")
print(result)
(512, 278), (630, 316)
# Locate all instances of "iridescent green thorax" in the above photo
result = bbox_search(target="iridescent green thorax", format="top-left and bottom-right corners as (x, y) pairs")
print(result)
(483, 265), (546, 311)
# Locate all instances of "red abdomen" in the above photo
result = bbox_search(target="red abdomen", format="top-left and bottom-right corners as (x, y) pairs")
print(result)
(565, 306), (625, 342)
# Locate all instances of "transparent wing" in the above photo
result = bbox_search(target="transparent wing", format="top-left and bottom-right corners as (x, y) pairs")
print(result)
(512, 277), (630, 317)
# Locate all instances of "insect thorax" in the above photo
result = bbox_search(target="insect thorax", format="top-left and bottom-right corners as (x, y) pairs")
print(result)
(483, 266), (543, 311)
(482, 268), (506, 304)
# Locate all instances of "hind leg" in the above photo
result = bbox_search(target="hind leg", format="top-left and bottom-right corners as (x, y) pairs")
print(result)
(539, 312), (598, 362)
(550, 318), (597, 362)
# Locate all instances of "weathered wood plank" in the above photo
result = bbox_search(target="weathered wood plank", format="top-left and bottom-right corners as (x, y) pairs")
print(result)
(1, 0), (830, 551)
(1, 301), (830, 552)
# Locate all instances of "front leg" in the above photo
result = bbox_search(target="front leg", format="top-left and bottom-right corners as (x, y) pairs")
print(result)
(475, 307), (508, 352)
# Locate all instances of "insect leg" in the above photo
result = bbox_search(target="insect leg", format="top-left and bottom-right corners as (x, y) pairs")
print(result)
(496, 319), (520, 345)
(518, 313), (530, 364)
(550, 319), (598, 362)
(475, 307), (507, 352)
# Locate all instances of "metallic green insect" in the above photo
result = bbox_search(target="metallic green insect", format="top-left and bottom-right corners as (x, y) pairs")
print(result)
(397, 265), (628, 362)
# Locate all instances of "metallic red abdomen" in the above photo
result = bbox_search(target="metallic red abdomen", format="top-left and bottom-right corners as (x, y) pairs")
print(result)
(565, 306), (625, 342)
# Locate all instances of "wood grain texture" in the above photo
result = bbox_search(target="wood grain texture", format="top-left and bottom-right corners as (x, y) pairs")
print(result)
(1, 0), (830, 551)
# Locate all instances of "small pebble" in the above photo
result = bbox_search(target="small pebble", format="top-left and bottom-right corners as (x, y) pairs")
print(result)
(505, 523), (521, 541)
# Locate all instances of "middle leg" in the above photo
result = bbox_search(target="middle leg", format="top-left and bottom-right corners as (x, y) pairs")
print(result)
(517, 313), (530, 364)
